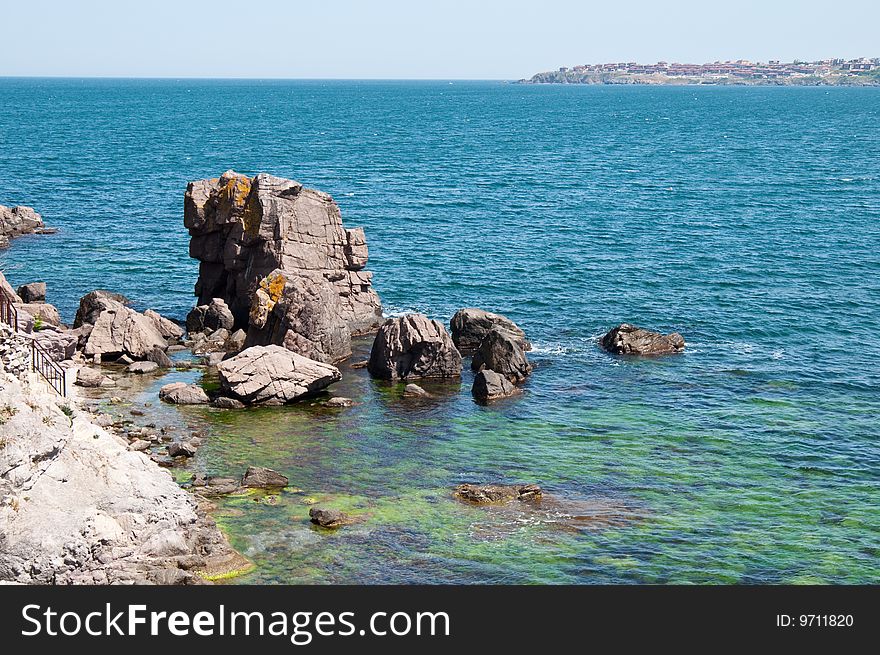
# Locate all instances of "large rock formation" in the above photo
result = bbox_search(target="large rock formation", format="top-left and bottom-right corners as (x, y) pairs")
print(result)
(450, 308), (531, 354)
(600, 323), (685, 355)
(217, 345), (341, 405)
(471, 328), (533, 383)
(184, 171), (382, 363)
(0, 205), (47, 248)
(367, 314), (462, 380)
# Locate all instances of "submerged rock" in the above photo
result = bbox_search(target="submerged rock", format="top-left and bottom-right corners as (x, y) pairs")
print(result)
(453, 483), (543, 504)
(472, 369), (520, 403)
(241, 466), (288, 488)
(217, 345), (341, 405)
(16, 281), (46, 303)
(322, 396), (355, 407)
(403, 383), (432, 398)
(471, 328), (533, 383)
(309, 507), (353, 528)
(450, 308), (530, 354)
(367, 314), (462, 380)
(184, 171), (382, 361)
(600, 323), (685, 355)
(159, 382), (210, 405)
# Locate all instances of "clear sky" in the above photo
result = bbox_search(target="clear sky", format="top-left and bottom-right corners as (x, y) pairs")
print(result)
(2, 0), (878, 79)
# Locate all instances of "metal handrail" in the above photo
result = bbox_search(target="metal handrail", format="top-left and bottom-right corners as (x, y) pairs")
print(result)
(0, 290), (68, 397)
(31, 337), (67, 397)
(0, 292), (18, 331)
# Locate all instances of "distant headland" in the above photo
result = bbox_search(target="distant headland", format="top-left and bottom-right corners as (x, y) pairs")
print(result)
(520, 58), (880, 86)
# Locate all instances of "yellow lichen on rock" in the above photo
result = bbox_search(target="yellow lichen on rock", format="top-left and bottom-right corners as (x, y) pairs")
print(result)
(248, 270), (287, 328)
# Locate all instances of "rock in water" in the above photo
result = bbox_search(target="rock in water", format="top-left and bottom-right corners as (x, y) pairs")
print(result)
(471, 328), (532, 383)
(146, 346), (174, 368)
(600, 323), (685, 355)
(241, 466), (289, 488)
(309, 507), (352, 528)
(0, 205), (46, 245)
(217, 345), (341, 405)
(185, 297), (234, 335)
(128, 361), (159, 374)
(450, 308), (530, 354)
(454, 483), (543, 504)
(16, 281), (46, 303)
(168, 441), (198, 458)
(367, 314), (462, 380)
(403, 383), (431, 398)
(184, 171), (382, 362)
(159, 382), (210, 405)
(472, 369), (520, 403)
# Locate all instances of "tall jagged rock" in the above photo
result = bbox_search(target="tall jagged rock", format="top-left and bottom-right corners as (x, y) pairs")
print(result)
(184, 171), (382, 362)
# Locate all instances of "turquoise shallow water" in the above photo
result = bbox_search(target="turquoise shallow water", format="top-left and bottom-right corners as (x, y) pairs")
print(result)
(1, 79), (879, 583)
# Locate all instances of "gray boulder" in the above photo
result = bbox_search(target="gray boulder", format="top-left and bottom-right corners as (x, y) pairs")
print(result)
(367, 314), (462, 380)
(471, 328), (532, 383)
(217, 345), (341, 405)
(144, 310), (184, 340)
(159, 382), (210, 405)
(16, 282), (46, 303)
(214, 396), (245, 409)
(185, 298), (234, 335)
(472, 369), (520, 403)
(0, 205), (45, 243)
(168, 441), (198, 458)
(84, 304), (168, 360)
(146, 346), (174, 368)
(15, 302), (62, 327)
(127, 361), (159, 374)
(403, 383), (432, 398)
(450, 308), (530, 354)
(241, 466), (288, 488)
(73, 290), (131, 328)
(600, 323), (685, 355)
(309, 507), (352, 528)
(75, 367), (115, 388)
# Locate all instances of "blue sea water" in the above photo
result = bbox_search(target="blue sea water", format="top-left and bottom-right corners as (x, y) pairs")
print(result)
(1, 79), (879, 584)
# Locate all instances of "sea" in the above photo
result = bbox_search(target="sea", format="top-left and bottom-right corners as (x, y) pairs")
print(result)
(1, 78), (878, 583)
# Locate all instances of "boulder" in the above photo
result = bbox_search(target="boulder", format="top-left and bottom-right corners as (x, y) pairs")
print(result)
(472, 369), (520, 403)
(185, 298), (234, 335)
(217, 345), (341, 405)
(146, 346), (174, 368)
(225, 328), (247, 354)
(144, 309), (184, 340)
(159, 382), (210, 405)
(168, 441), (198, 458)
(367, 314), (462, 380)
(192, 327), (230, 354)
(0, 271), (22, 303)
(0, 205), (45, 243)
(309, 507), (352, 528)
(82, 304), (168, 360)
(600, 323), (685, 355)
(184, 171), (382, 354)
(322, 397), (355, 407)
(453, 483), (543, 504)
(15, 302), (61, 327)
(33, 330), (77, 362)
(450, 308), (530, 354)
(243, 269), (351, 363)
(16, 282), (46, 303)
(73, 290), (131, 328)
(471, 328), (532, 383)
(127, 361), (159, 374)
(241, 466), (288, 488)
(75, 367), (115, 388)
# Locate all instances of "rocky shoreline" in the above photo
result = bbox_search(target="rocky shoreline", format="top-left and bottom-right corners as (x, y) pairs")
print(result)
(0, 171), (684, 583)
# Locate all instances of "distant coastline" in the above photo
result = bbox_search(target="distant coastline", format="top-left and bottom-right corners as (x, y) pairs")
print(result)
(520, 57), (880, 86)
